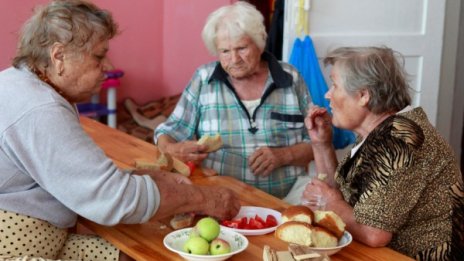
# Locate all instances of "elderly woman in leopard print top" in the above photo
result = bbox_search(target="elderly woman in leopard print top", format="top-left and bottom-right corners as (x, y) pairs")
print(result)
(302, 46), (463, 261)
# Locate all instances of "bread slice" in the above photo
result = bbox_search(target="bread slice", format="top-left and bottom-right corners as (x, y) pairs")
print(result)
(281, 205), (314, 224)
(134, 152), (173, 171)
(169, 213), (195, 230)
(197, 134), (223, 152)
(156, 152), (173, 171)
(172, 158), (190, 177)
(314, 210), (346, 239)
(263, 246), (295, 261)
(311, 226), (338, 248)
(275, 221), (314, 246)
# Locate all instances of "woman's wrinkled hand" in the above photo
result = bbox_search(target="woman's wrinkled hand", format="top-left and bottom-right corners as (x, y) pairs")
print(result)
(305, 105), (333, 146)
(166, 140), (208, 165)
(302, 178), (344, 210)
(198, 186), (241, 220)
(248, 146), (285, 177)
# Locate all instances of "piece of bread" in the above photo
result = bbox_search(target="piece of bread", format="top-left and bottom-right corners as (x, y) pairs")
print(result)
(311, 226), (338, 248)
(281, 205), (314, 224)
(314, 210), (346, 239)
(317, 173), (327, 181)
(172, 158), (190, 176)
(155, 152), (173, 171)
(197, 134), (223, 152)
(169, 213), (195, 230)
(134, 152), (173, 171)
(134, 159), (160, 170)
(262, 246), (295, 261)
(288, 244), (329, 261)
(275, 221), (314, 246)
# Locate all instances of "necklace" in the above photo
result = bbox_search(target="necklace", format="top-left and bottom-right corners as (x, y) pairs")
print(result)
(30, 67), (72, 102)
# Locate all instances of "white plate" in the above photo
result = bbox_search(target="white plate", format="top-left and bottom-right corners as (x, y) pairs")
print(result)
(220, 206), (282, 236)
(163, 227), (248, 261)
(307, 231), (353, 256)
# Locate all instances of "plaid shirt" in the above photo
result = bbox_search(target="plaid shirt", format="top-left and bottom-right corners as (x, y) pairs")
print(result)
(155, 52), (311, 198)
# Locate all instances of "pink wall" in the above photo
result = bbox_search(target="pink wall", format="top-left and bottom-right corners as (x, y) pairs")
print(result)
(0, 0), (231, 104)
(162, 0), (230, 98)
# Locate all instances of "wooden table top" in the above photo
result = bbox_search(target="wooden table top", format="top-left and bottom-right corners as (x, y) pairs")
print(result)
(79, 117), (413, 261)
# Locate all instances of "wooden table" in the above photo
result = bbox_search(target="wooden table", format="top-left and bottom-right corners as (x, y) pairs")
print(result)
(79, 117), (413, 261)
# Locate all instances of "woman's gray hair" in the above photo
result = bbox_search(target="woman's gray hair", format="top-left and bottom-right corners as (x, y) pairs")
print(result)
(201, 1), (267, 56)
(324, 46), (412, 114)
(12, 0), (118, 70)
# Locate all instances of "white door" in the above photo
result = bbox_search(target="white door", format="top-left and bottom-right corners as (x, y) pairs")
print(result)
(282, 0), (446, 126)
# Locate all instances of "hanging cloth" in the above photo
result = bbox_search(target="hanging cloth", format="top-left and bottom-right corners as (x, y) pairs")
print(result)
(295, 0), (310, 37)
(289, 36), (356, 149)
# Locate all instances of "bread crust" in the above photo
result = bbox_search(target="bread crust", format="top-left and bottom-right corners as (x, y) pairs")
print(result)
(311, 226), (338, 248)
(281, 205), (314, 224)
(170, 213), (195, 230)
(275, 221), (314, 246)
(197, 134), (223, 152)
(314, 211), (345, 239)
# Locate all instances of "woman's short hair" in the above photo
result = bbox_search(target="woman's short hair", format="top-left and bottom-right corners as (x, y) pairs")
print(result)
(202, 1), (267, 56)
(324, 46), (412, 114)
(12, 0), (118, 70)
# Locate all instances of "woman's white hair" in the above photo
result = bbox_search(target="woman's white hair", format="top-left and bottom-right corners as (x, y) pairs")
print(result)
(201, 1), (267, 56)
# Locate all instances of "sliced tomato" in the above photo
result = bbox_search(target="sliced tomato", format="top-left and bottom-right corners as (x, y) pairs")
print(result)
(221, 220), (240, 229)
(265, 214), (278, 227)
(254, 214), (266, 226)
(239, 217), (248, 229)
(248, 217), (264, 229)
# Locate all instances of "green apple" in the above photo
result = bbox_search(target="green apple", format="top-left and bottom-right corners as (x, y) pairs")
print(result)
(209, 238), (231, 255)
(195, 217), (220, 242)
(183, 236), (209, 255)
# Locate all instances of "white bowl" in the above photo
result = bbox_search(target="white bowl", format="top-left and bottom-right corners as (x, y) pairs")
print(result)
(163, 227), (249, 261)
(220, 206), (282, 236)
(308, 231), (352, 256)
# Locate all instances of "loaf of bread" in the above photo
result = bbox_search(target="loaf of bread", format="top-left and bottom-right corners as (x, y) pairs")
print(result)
(311, 226), (338, 248)
(314, 210), (346, 239)
(275, 221), (314, 246)
(197, 134), (223, 152)
(281, 205), (314, 224)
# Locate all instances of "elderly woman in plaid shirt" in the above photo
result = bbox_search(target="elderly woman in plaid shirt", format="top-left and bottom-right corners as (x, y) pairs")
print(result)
(155, 2), (313, 199)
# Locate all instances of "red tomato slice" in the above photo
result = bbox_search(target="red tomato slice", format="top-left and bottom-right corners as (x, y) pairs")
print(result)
(221, 220), (240, 229)
(254, 214), (266, 226)
(265, 214), (278, 227)
(239, 217), (248, 229)
(248, 217), (264, 229)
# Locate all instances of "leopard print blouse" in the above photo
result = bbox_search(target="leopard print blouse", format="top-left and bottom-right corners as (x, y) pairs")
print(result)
(335, 107), (464, 260)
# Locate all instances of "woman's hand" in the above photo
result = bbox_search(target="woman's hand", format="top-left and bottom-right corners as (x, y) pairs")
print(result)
(302, 178), (344, 210)
(248, 147), (284, 177)
(150, 170), (240, 221)
(162, 139), (208, 165)
(196, 186), (241, 220)
(305, 106), (333, 146)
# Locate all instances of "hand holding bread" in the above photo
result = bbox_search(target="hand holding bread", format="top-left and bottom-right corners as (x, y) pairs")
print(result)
(197, 134), (223, 152)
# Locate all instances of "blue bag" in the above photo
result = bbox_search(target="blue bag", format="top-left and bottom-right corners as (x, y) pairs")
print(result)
(289, 36), (356, 149)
